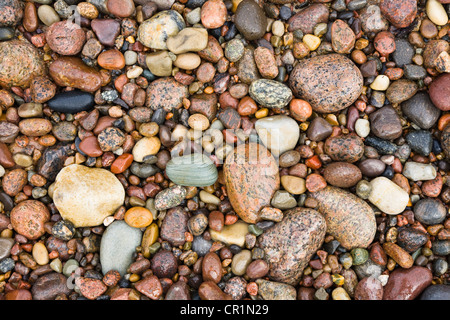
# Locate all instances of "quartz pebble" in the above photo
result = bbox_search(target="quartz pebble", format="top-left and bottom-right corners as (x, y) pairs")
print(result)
(368, 177), (409, 215)
(402, 162), (437, 181)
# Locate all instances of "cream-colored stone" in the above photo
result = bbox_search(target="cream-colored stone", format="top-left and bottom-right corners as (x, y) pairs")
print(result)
(209, 220), (249, 247)
(132, 137), (161, 162)
(146, 51), (173, 77)
(166, 27), (208, 54)
(53, 164), (125, 227)
(281, 175), (306, 195)
(368, 176), (409, 215)
(174, 53), (201, 70)
(32, 242), (49, 266)
(426, 0), (448, 26)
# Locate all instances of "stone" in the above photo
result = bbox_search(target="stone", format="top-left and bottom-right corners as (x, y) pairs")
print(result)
(369, 106), (402, 140)
(289, 54), (363, 113)
(151, 250), (177, 278)
(401, 93), (440, 129)
(37, 4), (60, 26)
(380, 0), (417, 28)
(49, 57), (102, 92)
(0, 238), (14, 260)
(360, 5), (389, 34)
(249, 79), (293, 110)
(397, 228), (428, 253)
(19, 119), (52, 137)
(402, 162), (436, 181)
(154, 185), (186, 210)
(307, 117), (333, 142)
(2, 168), (27, 196)
(166, 281), (191, 300)
(359, 159), (386, 178)
(0, 0), (23, 27)
(288, 3), (329, 34)
(100, 221), (142, 276)
(433, 240), (450, 256)
(0, 40), (46, 88)
(146, 77), (188, 112)
(10, 200), (50, 240)
(137, 10), (185, 50)
(442, 124), (450, 157)
(426, 0), (448, 26)
(167, 27), (208, 54)
(383, 242), (414, 269)
(174, 53), (201, 70)
(405, 130), (433, 156)
(209, 220), (249, 247)
(255, 115), (299, 157)
(146, 51), (172, 77)
(368, 176), (409, 215)
(385, 79), (418, 104)
(414, 198), (447, 225)
(165, 153), (218, 187)
(97, 49), (126, 70)
(53, 164), (125, 227)
(383, 266), (432, 300)
(234, 0), (267, 41)
(310, 186), (376, 249)
(237, 47), (260, 84)
(429, 73), (450, 111)
(30, 77), (56, 103)
(47, 90), (95, 114)
(107, 0), (135, 18)
(323, 162), (362, 188)
(331, 19), (355, 54)
(160, 207), (188, 246)
(224, 143), (280, 223)
(254, 46), (278, 79)
(198, 35), (224, 63)
(420, 285), (450, 300)
(281, 175), (306, 195)
(91, 19), (120, 47)
(403, 65), (427, 80)
(258, 207), (326, 285)
(45, 21), (85, 56)
(76, 277), (107, 300)
(31, 273), (71, 300)
(370, 75), (390, 91)
(392, 39), (414, 67)
(324, 134), (364, 163)
(256, 279), (296, 300)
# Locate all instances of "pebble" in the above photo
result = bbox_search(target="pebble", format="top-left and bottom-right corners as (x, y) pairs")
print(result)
(209, 220), (248, 247)
(385, 79), (418, 104)
(151, 250), (178, 278)
(0, 0), (23, 27)
(383, 242), (414, 269)
(224, 143), (279, 223)
(255, 115), (299, 156)
(397, 228), (428, 253)
(231, 249), (252, 276)
(97, 49), (126, 70)
(160, 207), (188, 246)
(167, 27), (208, 54)
(53, 164), (125, 227)
(401, 92), (441, 129)
(288, 3), (329, 35)
(201, 0), (227, 29)
(433, 240), (450, 256)
(323, 162), (362, 188)
(331, 19), (355, 54)
(249, 79), (293, 110)
(392, 39), (414, 68)
(132, 137), (161, 162)
(31, 273), (70, 300)
(354, 277), (383, 300)
(37, 5), (60, 26)
(402, 161), (437, 181)
(414, 198), (447, 225)
(166, 153), (218, 187)
(47, 90), (95, 114)
(46, 21), (86, 56)
(289, 54), (363, 113)
(256, 279), (296, 300)
(107, 0), (135, 18)
(426, 0), (448, 26)
(10, 200), (50, 240)
(429, 73), (450, 111)
(383, 266), (432, 300)
(137, 10), (185, 50)
(380, 0), (417, 28)
(174, 53), (201, 70)
(307, 117), (332, 142)
(146, 77), (188, 112)
(405, 130), (433, 156)
(2, 168), (27, 196)
(254, 46), (278, 79)
(258, 208), (326, 285)
(0, 238), (14, 260)
(324, 134), (364, 163)
(91, 19), (120, 47)
(368, 177), (409, 215)
(311, 186), (376, 249)
(135, 275), (163, 300)
(234, 0), (267, 40)
(360, 5), (389, 33)
(420, 285), (450, 300)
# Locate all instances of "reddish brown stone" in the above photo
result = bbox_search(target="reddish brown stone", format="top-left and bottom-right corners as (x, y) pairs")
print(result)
(0, 141), (14, 168)
(23, 2), (38, 33)
(79, 136), (103, 157)
(102, 270), (121, 287)
(324, 134), (364, 163)
(110, 153), (133, 174)
(224, 143), (280, 224)
(0, 0), (23, 27)
(217, 107), (241, 130)
(288, 3), (329, 34)
(421, 173), (443, 198)
(107, 0), (135, 18)
(331, 19), (356, 54)
(91, 19), (121, 47)
(374, 31), (396, 56)
(146, 77), (188, 112)
(380, 0), (417, 28)
(202, 252), (222, 284)
(151, 250), (177, 278)
(189, 93), (218, 121)
(196, 62), (216, 83)
(201, 0), (227, 29)
(5, 289), (32, 300)
(160, 207), (188, 247)
(10, 200), (50, 240)
(370, 242), (388, 266)
(383, 266), (432, 300)
(254, 46), (278, 79)
(198, 281), (232, 300)
(46, 21), (86, 56)
(135, 275), (163, 300)
(30, 76), (56, 103)
(383, 242), (414, 269)
(305, 173), (327, 193)
(323, 162), (362, 188)
(2, 168), (27, 196)
(354, 277), (383, 300)
(76, 277), (107, 300)
(97, 49), (126, 70)
(198, 35), (224, 63)
(19, 118), (52, 137)
(429, 73), (450, 111)
(208, 211), (224, 232)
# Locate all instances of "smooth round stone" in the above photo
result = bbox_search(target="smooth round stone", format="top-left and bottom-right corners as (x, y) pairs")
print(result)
(100, 220), (142, 276)
(231, 250), (252, 276)
(370, 75), (390, 91)
(310, 186), (376, 249)
(47, 90), (94, 114)
(426, 0), (448, 26)
(97, 49), (125, 70)
(324, 134), (364, 163)
(132, 137), (161, 162)
(360, 5), (389, 33)
(429, 73), (450, 111)
(10, 200), (50, 240)
(401, 92), (441, 129)
(225, 39), (245, 62)
(249, 79), (292, 110)
(174, 53), (201, 70)
(256, 279), (296, 300)
(289, 54), (363, 113)
(383, 266), (432, 300)
(32, 242), (49, 265)
(192, 236), (212, 256)
(255, 115), (299, 157)
(0, 40), (46, 88)
(166, 27), (208, 54)
(0, 238), (14, 260)
(154, 185), (186, 210)
(209, 220), (249, 247)
(392, 39), (414, 67)
(19, 118), (52, 137)
(433, 240), (450, 256)
(146, 77), (188, 112)
(380, 0), (417, 28)
(165, 153), (218, 187)
(146, 51), (172, 77)
(355, 119), (370, 138)
(137, 10), (186, 50)
(323, 162), (362, 188)
(160, 207), (188, 246)
(31, 273), (70, 300)
(397, 227), (427, 253)
(358, 159), (386, 178)
(368, 177), (409, 215)
(354, 277), (383, 300)
(224, 143), (280, 223)
(200, 0), (226, 29)
(402, 162), (437, 181)
(37, 5), (60, 26)
(331, 19), (356, 54)
(0, 0), (23, 27)
(420, 285), (450, 300)
(0, 27), (15, 40)
(258, 208), (326, 285)
(271, 190), (296, 210)
(234, 0), (267, 40)
(385, 79), (418, 104)
(307, 117), (332, 142)
(107, 0), (135, 18)
(46, 21), (86, 56)
(414, 198), (446, 225)
(53, 164), (125, 227)
(288, 3), (329, 34)
(281, 175), (306, 194)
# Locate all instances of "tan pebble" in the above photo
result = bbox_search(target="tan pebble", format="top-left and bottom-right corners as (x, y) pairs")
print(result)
(32, 242), (49, 265)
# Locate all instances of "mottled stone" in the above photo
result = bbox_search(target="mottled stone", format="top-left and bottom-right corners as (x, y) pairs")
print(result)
(160, 207), (189, 246)
(0, 0), (23, 27)
(380, 0), (417, 28)
(234, 0), (267, 41)
(256, 279), (296, 300)
(258, 208), (326, 286)
(31, 273), (70, 300)
(146, 77), (188, 112)
(323, 162), (362, 188)
(46, 21), (85, 56)
(324, 134), (364, 163)
(249, 79), (292, 109)
(288, 3), (329, 34)
(10, 200), (50, 240)
(385, 79), (418, 104)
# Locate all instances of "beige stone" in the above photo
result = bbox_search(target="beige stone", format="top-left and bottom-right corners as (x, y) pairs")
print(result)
(174, 53), (201, 70)
(166, 27), (208, 54)
(53, 164), (125, 227)
(281, 175), (306, 195)
(146, 51), (173, 77)
(132, 137), (161, 162)
(368, 177), (409, 215)
(209, 220), (249, 247)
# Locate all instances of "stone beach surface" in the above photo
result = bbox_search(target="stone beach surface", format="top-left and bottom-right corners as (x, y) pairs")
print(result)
(0, 0), (447, 302)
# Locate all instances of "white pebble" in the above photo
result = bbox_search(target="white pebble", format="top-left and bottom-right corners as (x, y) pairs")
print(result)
(427, 0), (449, 26)
(103, 216), (115, 227)
(355, 118), (370, 138)
(378, 275), (389, 286)
(199, 190), (220, 205)
(127, 66), (143, 79)
(124, 50), (138, 66)
(402, 161), (437, 181)
(370, 75), (390, 91)
(272, 21), (285, 37)
(368, 177), (409, 215)
(0, 165), (4, 177)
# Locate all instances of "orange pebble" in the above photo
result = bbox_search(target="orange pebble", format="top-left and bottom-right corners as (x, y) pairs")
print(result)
(224, 214), (238, 225)
(305, 155), (322, 170)
(124, 207), (153, 228)
(438, 114), (450, 131)
(110, 153), (133, 174)
(289, 99), (312, 122)
(247, 282), (258, 296)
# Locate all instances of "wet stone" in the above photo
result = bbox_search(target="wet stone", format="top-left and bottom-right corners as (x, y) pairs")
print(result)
(369, 106), (402, 140)
(392, 39), (414, 68)
(401, 93), (441, 130)
(234, 0), (267, 41)
(405, 130), (433, 156)
(160, 207), (188, 246)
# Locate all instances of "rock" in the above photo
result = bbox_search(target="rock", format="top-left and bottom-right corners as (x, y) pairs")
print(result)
(201, 0), (227, 29)
(401, 93), (440, 129)
(165, 153), (218, 187)
(97, 49), (125, 70)
(49, 57), (102, 92)
(47, 90), (94, 114)
(359, 159), (386, 178)
(402, 162), (436, 181)
(202, 252), (222, 283)
(414, 198), (446, 225)
(146, 51), (172, 77)
(224, 143), (280, 223)
(76, 277), (107, 300)
(198, 35), (223, 63)
(331, 19), (355, 54)
(289, 54), (363, 113)
(192, 236), (212, 256)
(107, 0), (135, 17)
(0, 40), (46, 88)
(46, 21), (85, 56)
(53, 164), (125, 227)
(392, 39), (414, 67)
(420, 285), (450, 300)
(256, 279), (296, 300)
(397, 228), (428, 253)
(10, 200), (50, 240)
(281, 175), (306, 195)
(405, 130), (433, 156)
(36, 144), (71, 181)
(369, 106), (402, 140)
(383, 242), (413, 268)
(2, 168), (27, 196)
(323, 162), (362, 188)
(307, 117), (333, 142)
(31, 273), (70, 300)
(160, 207), (188, 246)
(151, 250), (178, 278)
(237, 47), (260, 84)
(146, 77), (188, 112)
(249, 79), (292, 110)
(383, 266), (432, 300)
(167, 27), (208, 54)
(137, 10), (185, 50)
(426, 0), (448, 26)
(198, 281), (232, 300)
(354, 277), (383, 300)
(324, 134), (364, 163)
(368, 177), (409, 215)
(385, 79), (418, 104)
(166, 281), (191, 300)
(190, 93), (217, 121)
(360, 5), (389, 33)
(442, 124), (450, 157)
(403, 64), (427, 80)
(429, 73), (450, 111)
(380, 0), (417, 28)
(255, 115), (299, 157)
(154, 185), (186, 210)
(288, 3), (329, 34)
(310, 186), (376, 249)
(271, 190), (297, 209)
(254, 46), (278, 79)
(30, 77), (56, 103)
(91, 18), (120, 47)
(257, 208), (326, 285)
(100, 220), (142, 276)
(0, 0), (23, 27)
(234, 0), (267, 40)
(433, 240), (450, 256)
(209, 220), (249, 247)
(0, 238), (14, 260)
(5, 289), (32, 300)
(135, 275), (163, 300)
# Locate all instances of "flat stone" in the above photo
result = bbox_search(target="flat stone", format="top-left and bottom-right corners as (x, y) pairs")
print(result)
(288, 3), (329, 34)
(402, 162), (436, 181)
(0, 238), (14, 260)
(369, 106), (402, 140)
(146, 77), (188, 112)
(100, 220), (142, 276)
(160, 206), (188, 246)
(256, 279), (296, 300)
(414, 198), (447, 225)
(165, 153), (218, 187)
(380, 0), (417, 28)
(429, 73), (450, 111)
